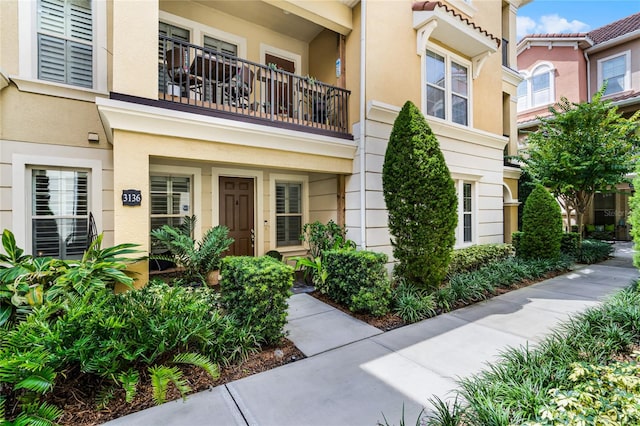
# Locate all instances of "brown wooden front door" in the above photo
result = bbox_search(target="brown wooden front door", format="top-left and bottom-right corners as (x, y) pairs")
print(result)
(265, 53), (295, 117)
(219, 177), (254, 256)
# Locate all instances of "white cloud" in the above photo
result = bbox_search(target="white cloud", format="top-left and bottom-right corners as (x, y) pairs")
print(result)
(517, 14), (590, 40)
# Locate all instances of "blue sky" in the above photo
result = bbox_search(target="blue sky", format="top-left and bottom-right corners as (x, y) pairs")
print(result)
(517, 0), (640, 40)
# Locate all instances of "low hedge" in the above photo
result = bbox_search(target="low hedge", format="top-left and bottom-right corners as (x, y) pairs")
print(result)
(560, 232), (581, 258)
(447, 243), (513, 277)
(578, 239), (614, 264)
(322, 249), (391, 316)
(220, 256), (293, 344)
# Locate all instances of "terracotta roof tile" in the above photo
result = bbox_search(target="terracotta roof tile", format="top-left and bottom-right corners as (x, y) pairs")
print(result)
(588, 12), (640, 44)
(412, 1), (501, 47)
(521, 33), (587, 39)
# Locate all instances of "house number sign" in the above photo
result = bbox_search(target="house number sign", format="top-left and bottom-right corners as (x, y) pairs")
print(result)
(122, 189), (142, 206)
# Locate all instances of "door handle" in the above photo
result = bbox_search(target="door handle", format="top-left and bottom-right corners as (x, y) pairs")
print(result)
(250, 229), (255, 247)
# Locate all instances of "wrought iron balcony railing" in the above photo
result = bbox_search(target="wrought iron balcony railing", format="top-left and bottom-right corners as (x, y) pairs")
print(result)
(158, 35), (351, 137)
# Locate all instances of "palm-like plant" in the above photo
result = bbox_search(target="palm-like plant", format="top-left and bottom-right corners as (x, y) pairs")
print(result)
(151, 216), (233, 285)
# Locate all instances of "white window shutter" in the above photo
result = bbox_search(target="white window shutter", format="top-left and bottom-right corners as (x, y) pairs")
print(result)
(69, 0), (93, 42)
(38, 34), (67, 83)
(68, 41), (93, 87)
(39, 0), (66, 36)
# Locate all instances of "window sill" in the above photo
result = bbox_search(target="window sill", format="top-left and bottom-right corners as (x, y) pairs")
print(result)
(9, 76), (109, 102)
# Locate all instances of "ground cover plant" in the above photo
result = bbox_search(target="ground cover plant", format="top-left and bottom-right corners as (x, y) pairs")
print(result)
(0, 230), (296, 425)
(415, 282), (640, 425)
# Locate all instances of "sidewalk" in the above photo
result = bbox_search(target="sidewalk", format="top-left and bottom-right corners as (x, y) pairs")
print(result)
(105, 243), (638, 426)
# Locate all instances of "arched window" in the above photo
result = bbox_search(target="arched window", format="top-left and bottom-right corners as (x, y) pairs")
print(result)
(517, 63), (555, 111)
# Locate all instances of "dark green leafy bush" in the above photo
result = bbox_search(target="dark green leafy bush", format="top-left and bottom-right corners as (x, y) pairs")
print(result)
(447, 244), (514, 277)
(383, 101), (457, 290)
(220, 256), (293, 344)
(1, 281), (239, 423)
(520, 185), (563, 260)
(0, 229), (137, 327)
(512, 231), (523, 257)
(322, 249), (391, 316)
(300, 220), (355, 259)
(578, 239), (614, 264)
(560, 232), (580, 258)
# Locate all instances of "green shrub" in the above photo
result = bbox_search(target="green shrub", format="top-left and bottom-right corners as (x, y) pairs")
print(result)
(524, 359), (640, 425)
(434, 256), (573, 312)
(151, 217), (234, 285)
(447, 244), (514, 277)
(630, 171), (640, 268)
(560, 232), (580, 258)
(1, 282), (238, 422)
(300, 220), (354, 259)
(0, 229), (137, 328)
(322, 249), (391, 316)
(392, 281), (436, 323)
(578, 239), (614, 264)
(383, 101), (457, 290)
(512, 231), (523, 257)
(520, 185), (563, 260)
(220, 256), (293, 344)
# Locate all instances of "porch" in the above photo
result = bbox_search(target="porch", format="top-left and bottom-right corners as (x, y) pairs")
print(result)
(157, 35), (351, 138)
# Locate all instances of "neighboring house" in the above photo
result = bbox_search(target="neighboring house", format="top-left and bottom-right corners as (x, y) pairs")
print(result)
(517, 12), (640, 239)
(0, 0), (528, 283)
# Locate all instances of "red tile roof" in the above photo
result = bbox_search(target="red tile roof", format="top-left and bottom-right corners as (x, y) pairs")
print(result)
(412, 1), (501, 47)
(588, 12), (640, 45)
(521, 33), (587, 39)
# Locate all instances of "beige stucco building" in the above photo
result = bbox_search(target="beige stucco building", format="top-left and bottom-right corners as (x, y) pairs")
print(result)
(0, 0), (527, 283)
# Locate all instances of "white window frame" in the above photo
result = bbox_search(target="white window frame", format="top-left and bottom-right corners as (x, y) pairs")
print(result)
(422, 44), (473, 127)
(597, 51), (631, 97)
(29, 167), (90, 259)
(516, 61), (555, 111)
(453, 179), (477, 247)
(18, 0), (107, 95)
(159, 11), (247, 59)
(12, 154), (103, 255)
(270, 174), (308, 253)
(149, 165), (202, 241)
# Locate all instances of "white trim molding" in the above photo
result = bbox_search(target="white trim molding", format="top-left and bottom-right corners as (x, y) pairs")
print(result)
(12, 154), (103, 254)
(96, 98), (357, 162)
(149, 164), (203, 241)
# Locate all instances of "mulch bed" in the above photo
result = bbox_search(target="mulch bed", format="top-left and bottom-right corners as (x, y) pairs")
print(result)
(32, 339), (303, 426)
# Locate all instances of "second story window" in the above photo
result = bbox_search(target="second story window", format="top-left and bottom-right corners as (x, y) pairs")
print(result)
(517, 63), (554, 111)
(204, 35), (237, 57)
(425, 49), (470, 126)
(598, 51), (630, 96)
(37, 0), (93, 88)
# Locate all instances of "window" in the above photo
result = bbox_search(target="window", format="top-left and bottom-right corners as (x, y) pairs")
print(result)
(454, 180), (475, 245)
(150, 175), (192, 253)
(204, 35), (237, 56)
(275, 182), (302, 247)
(598, 52), (629, 96)
(426, 49), (470, 125)
(158, 22), (190, 94)
(37, 0), (93, 88)
(517, 63), (554, 111)
(462, 183), (473, 243)
(31, 168), (89, 259)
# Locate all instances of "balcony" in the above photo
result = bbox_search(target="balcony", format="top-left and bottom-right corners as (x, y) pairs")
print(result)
(156, 35), (351, 139)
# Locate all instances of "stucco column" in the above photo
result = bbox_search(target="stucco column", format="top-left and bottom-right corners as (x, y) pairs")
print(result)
(112, 0), (159, 99)
(113, 130), (150, 288)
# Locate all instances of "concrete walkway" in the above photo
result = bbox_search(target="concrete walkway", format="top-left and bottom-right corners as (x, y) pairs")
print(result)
(105, 243), (638, 426)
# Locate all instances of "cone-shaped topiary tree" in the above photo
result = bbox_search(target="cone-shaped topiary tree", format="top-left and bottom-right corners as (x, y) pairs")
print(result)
(520, 184), (563, 260)
(382, 101), (457, 290)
